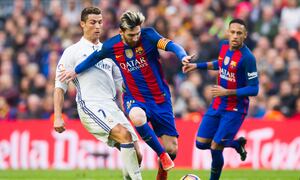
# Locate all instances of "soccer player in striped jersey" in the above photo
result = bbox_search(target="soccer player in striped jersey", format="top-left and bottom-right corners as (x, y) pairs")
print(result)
(183, 19), (259, 180)
(59, 10), (194, 180)
(53, 7), (142, 180)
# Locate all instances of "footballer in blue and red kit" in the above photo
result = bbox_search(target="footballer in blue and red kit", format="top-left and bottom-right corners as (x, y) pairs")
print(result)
(183, 19), (259, 180)
(75, 27), (187, 137)
(196, 39), (259, 145)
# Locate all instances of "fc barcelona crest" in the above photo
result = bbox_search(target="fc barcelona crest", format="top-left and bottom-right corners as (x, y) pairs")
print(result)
(224, 56), (230, 65)
(125, 49), (133, 58)
(135, 46), (143, 55)
(230, 61), (237, 69)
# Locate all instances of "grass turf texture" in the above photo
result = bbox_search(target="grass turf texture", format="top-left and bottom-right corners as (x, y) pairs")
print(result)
(0, 169), (299, 180)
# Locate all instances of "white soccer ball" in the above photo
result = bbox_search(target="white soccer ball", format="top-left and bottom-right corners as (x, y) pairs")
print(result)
(180, 174), (201, 180)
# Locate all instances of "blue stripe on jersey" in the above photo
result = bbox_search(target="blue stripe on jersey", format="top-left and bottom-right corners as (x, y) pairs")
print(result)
(73, 78), (111, 133)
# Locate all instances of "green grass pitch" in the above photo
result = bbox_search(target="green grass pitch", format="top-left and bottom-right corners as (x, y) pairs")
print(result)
(0, 169), (299, 180)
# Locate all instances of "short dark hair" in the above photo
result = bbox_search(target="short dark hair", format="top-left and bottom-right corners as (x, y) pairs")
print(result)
(229, 19), (247, 30)
(81, 7), (101, 22)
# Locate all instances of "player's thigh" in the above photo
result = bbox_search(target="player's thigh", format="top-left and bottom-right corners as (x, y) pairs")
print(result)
(197, 113), (220, 141)
(78, 101), (134, 146)
(150, 101), (178, 138)
(77, 104), (113, 146)
(213, 111), (245, 144)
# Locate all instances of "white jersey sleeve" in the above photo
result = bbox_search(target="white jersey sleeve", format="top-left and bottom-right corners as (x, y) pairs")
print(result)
(55, 47), (75, 93)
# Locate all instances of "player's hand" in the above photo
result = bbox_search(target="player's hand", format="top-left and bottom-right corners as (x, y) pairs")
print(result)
(181, 54), (196, 66)
(211, 85), (227, 97)
(58, 69), (77, 83)
(54, 118), (66, 133)
(182, 63), (197, 73)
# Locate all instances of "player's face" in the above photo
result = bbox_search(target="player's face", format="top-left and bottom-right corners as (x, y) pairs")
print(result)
(227, 23), (247, 50)
(81, 14), (103, 43)
(120, 26), (141, 47)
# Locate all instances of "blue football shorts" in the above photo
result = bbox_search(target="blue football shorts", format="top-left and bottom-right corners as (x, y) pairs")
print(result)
(197, 107), (245, 144)
(123, 95), (178, 137)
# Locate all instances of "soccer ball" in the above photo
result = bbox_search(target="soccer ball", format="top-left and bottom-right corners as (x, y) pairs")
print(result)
(180, 174), (201, 180)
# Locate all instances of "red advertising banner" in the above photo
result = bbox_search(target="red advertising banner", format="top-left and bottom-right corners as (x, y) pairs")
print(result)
(0, 119), (299, 170)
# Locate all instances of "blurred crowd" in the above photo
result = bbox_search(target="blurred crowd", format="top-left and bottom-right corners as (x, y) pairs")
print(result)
(0, 0), (299, 122)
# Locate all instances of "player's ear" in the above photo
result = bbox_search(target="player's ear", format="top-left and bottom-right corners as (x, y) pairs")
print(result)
(80, 21), (85, 28)
(244, 31), (248, 39)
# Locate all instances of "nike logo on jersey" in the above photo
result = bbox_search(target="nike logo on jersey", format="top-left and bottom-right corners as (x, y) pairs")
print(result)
(115, 54), (123, 58)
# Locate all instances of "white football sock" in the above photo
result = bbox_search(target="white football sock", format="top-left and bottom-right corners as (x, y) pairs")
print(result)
(120, 143), (142, 180)
(122, 166), (131, 180)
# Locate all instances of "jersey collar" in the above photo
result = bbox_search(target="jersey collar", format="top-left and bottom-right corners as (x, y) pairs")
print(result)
(80, 37), (102, 50)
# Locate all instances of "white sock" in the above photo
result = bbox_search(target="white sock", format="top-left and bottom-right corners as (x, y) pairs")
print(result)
(122, 166), (131, 180)
(120, 143), (142, 180)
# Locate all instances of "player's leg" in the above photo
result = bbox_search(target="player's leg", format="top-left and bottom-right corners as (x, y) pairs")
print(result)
(219, 112), (247, 161)
(78, 101), (142, 180)
(195, 110), (223, 180)
(195, 112), (221, 150)
(109, 124), (142, 180)
(115, 141), (142, 180)
(209, 111), (245, 180)
(156, 135), (178, 180)
(129, 106), (173, 170)
(133, 141), (143, 165)
(149, 100), (178, 179)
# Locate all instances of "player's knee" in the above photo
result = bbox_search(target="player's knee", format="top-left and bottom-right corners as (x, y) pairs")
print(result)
(196, 141), (210, 150)
(129, 107), (147, 126)
(121, 129), (132, 142)
(211, 141), (224, 150)
(111, 125), (133, 143)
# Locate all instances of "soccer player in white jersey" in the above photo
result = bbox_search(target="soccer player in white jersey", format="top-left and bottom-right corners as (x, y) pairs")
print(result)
(53, 7), (142, 180)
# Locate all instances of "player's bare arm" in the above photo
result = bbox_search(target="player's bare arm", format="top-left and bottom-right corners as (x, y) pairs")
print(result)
(53, 88), (66, 133)
(58, 69), (77, 83)
(211, 85), (236, 97)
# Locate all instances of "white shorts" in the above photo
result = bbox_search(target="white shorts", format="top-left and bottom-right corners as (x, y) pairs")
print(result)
(77, 100), (138, 147)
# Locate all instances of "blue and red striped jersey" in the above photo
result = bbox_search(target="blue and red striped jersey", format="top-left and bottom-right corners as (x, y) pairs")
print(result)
(97, 28), (173, 104)
(212, 40), (259, 114)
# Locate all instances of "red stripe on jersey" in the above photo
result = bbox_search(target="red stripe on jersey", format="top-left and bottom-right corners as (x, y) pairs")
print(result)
(136, 42), (165, 103)
(113, 42), (145, 102)
(213, 44), (229, 109)
(225, 50), (242, 111)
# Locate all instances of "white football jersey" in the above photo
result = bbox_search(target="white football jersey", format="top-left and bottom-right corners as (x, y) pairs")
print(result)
(55, 37), (123, 102)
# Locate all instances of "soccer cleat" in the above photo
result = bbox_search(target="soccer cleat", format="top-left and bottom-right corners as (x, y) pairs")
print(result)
(159, 152), (174, 171)
(237, 137), (247, 161)
(156, 163), (168, 180)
